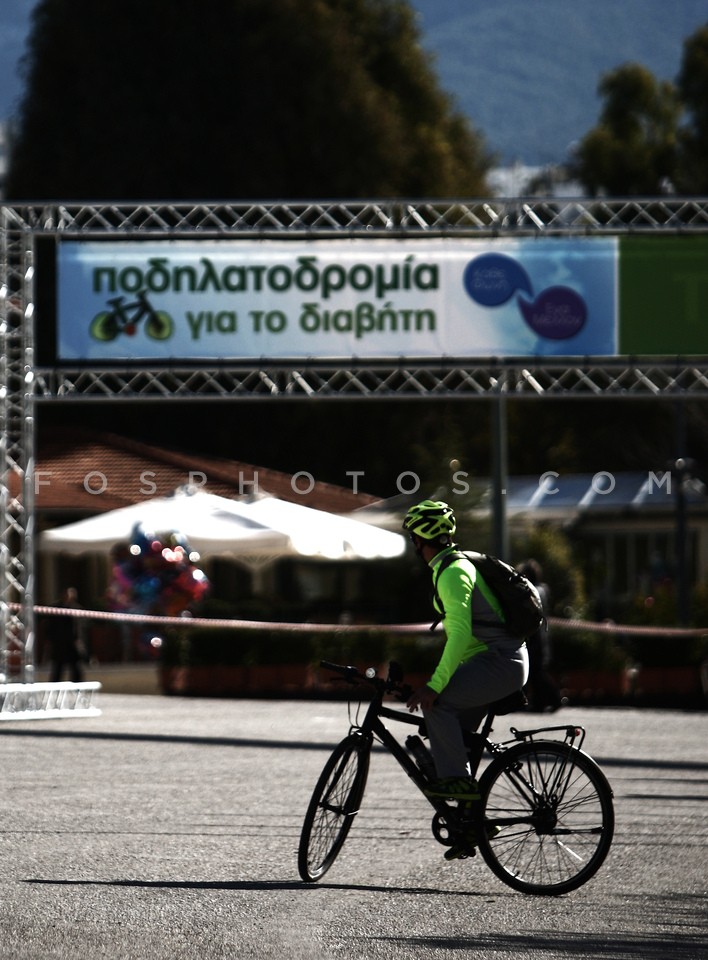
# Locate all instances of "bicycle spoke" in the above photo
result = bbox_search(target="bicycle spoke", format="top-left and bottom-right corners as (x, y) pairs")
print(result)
(555, 839), (584, 862)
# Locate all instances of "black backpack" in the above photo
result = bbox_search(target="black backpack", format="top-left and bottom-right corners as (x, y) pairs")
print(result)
(431, 550), (545, 639)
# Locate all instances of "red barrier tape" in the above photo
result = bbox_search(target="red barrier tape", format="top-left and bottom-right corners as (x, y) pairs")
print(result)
(547, 616), (708, 638)
(16, 603), (429, 634)
(10, 603), (708, 639)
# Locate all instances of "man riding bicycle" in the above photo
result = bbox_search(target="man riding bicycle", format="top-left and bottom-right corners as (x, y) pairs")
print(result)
(300, 512), (612, 882)
(403, 499), (529, 855)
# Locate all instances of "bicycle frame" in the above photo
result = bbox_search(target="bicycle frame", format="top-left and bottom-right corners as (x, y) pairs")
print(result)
(353, 696), (433, 794)
(342, 671), (590, 827)
(351, 677), (582, 766)
(346, 683), (496, 830)
(105, 291), (157, 329)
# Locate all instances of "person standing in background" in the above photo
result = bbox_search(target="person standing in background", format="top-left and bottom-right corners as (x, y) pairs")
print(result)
(48, 587), (86, 683)
(517, 560), (562, 712)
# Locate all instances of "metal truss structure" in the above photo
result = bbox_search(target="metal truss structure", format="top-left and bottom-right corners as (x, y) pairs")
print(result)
(33, 360), (708, 401)
(2, 196), (708, 682)
(0, 680), (101, 720)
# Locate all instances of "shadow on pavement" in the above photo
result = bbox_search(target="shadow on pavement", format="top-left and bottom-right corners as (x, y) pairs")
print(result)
(3, 726), (708, 772)
(26, 877), (481, 897)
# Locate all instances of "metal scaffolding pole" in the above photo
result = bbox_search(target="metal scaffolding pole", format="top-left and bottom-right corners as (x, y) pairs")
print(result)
(0, 206), (36, 681)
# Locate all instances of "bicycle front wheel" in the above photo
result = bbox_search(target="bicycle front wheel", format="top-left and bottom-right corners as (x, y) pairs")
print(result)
(146, 311), (173, 340)
(298, 733), (371, 883)
(477, 740), (614, 895)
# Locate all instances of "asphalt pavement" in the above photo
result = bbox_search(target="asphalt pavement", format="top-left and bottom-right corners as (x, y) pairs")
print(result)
(0, 693), (706, 959)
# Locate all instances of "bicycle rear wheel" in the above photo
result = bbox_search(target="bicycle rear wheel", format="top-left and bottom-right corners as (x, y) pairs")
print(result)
(89, 312), (119, 341)
(298, 733), (371, 882)
(477, 740), (614, 895)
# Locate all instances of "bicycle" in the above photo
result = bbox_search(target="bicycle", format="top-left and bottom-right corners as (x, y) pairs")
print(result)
(298, 661), (614, 896)
(90, 290), (173, 342)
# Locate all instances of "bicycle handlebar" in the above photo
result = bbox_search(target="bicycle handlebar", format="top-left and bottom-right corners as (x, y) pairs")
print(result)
(319, 661), (364, 682)
(319, 660), (412, 699)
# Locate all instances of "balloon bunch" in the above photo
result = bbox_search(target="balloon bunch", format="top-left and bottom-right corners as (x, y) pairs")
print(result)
(108, 523), (210, 617)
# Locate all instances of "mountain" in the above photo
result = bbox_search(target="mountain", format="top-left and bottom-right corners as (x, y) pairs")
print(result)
(0, 0), (31, 123)
(409, 0), (707, 165)
(1, 0), (706, 167)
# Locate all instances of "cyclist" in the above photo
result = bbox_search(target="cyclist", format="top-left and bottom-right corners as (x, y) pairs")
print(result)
(402, 500), (529, 855)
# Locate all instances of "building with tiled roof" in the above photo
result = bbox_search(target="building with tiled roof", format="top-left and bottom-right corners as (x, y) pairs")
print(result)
(35, 427), (379, 517)
(32, 429), (393, 651)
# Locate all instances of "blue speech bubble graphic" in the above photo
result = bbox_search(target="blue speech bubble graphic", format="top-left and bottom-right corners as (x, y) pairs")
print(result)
(517, 286), (587, 340)
(463, 253), (534, 307)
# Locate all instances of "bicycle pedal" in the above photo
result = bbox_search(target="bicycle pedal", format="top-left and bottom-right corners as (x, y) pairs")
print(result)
(444, 845), (476, 861)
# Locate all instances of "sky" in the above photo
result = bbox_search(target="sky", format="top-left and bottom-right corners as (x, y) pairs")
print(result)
(1, 1), (707, 168)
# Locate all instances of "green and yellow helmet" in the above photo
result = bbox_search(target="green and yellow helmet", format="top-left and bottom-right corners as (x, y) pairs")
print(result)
(402, 500), (456, 540)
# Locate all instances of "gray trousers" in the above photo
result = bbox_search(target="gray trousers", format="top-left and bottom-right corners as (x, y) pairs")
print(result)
(423, 645), (529, 779)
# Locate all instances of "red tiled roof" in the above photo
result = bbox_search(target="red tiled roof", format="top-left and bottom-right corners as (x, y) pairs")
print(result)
(32, 428), (379, 515)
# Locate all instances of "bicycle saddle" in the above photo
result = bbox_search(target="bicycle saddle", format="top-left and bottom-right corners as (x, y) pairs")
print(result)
(489, 689), (528, 715)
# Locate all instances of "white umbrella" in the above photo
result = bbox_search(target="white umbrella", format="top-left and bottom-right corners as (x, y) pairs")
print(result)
(40, 488), (405, 563)
(39, 489), (288, 559)
(223, 494), (406, 560)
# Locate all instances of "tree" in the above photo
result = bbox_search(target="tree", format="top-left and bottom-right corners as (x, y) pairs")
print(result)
(6, 0), (493, 201)
(676, 24), (708, 193)
(573, 63), (678, 196)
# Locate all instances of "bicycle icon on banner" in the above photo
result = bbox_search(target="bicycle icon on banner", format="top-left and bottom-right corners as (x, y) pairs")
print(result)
(90, 291), (174, 343)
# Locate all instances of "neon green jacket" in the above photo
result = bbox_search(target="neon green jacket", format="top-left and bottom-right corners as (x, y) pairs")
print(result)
(427, 546), (507, 693)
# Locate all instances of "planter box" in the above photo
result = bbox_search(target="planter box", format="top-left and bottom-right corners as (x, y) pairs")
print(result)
(246, 664), (315, 695)
(160, 665), (243, 696)
(557, 669), (625, 704)
(160, 664), (313, 697)
(624, 665), (704, 704)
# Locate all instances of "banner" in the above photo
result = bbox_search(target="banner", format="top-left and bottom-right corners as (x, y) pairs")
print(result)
(56, 237), (619, 361)
(619, 236), (708, 355)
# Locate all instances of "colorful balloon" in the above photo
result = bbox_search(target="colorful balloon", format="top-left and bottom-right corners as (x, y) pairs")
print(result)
(107, 526), (210, 616)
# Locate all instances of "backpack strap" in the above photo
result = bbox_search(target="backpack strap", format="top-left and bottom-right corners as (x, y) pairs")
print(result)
(430, 550), (466, 631)
(430, 550), (504, 632)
